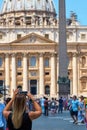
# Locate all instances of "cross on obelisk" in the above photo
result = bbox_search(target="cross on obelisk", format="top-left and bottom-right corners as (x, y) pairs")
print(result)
(58, 0), (70, 96)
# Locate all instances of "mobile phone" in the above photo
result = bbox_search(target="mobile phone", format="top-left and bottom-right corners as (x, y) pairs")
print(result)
(19, 91), (27, 95)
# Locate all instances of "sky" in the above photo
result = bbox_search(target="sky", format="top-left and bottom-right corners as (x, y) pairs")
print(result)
(0, 0), (87, 25)
(54, 0), (87, 25)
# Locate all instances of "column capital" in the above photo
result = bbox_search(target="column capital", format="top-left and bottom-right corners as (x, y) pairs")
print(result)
(51, 52), (57, 57)
(23, 53), (28, 57)
(39, 53), (44, 57)
(72, 52), (78, 57)
(11, 53), (16, 57)
(5, 53), (9, 57)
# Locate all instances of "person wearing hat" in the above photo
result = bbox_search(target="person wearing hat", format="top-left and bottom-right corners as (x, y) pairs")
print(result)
(0, 92), (6, 130)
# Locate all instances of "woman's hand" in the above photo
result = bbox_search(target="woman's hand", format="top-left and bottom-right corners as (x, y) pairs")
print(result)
(27, 92), (34, 101)
(12, 89), (19, 101)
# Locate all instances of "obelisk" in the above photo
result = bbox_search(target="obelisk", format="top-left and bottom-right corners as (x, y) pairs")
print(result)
(58, 0), (70, 96)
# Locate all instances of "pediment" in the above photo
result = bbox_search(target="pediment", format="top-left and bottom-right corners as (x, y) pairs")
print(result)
(10, 33), (56, 44)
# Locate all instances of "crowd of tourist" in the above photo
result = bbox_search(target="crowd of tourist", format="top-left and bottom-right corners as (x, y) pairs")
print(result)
(36, 95), (87, 127)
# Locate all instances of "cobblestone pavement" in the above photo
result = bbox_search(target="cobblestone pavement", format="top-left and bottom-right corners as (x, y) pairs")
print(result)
(32, 111), (86, 130)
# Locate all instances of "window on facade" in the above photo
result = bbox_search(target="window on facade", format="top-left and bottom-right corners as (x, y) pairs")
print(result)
(45, 72), (49, 75)
(45, 34), (49, 39)
(0, 35), (2, 39)
(0, 58), (3, 67)
(17, 72), (22, 75)
(45, 85), (50, 95)
(44, 58), (49, 67)
(0, 80), (3, 89)
(81, 34), (86, 40)
(26, 21), (31, 25)
(81, 82), (86, 90)
(82, 56), (86, 67)
(16, 22), (20, 25)
(30, 56), (36, 67)
(17, 34), (21, 39)
(0, 73), (2, 76)
(67, 34), (70, 39)
(17, 58), (22, 67)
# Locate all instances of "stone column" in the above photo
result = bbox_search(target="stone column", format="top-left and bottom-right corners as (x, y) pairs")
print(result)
(70, 80), (73, 95)
(23, 53), (28, 91)
(28, 80), (30, 92)
(57, 55), (59, 98)
(72, 53), (77, 95)
(11, 54), (16, 96)
(50, 53), (56, 97)
(37, 79), (39, 97)
(39, 53), (44, 95)
(5, 54), (10, 89)
(77, 54), (80, 95)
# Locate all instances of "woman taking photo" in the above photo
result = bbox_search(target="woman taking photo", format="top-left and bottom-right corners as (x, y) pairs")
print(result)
(3, 89), (42, 130)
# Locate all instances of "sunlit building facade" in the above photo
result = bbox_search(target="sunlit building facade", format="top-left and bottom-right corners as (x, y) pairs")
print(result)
(0, 0), (87, 98)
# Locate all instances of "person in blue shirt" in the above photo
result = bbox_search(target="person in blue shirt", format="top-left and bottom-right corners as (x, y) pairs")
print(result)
(0, 94), (6, 130)
(70, 95), (79, 124)
(78, 96), (85, 123)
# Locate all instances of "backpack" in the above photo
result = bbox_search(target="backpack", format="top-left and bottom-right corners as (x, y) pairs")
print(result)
(51, 101), (55, 106)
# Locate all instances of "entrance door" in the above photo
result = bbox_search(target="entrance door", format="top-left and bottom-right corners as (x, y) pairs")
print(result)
(45, 85), (50, 95)
(30, 80), (37, 95)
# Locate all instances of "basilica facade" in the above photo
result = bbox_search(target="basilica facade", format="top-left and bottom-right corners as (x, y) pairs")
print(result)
(0, 0), (87, 98)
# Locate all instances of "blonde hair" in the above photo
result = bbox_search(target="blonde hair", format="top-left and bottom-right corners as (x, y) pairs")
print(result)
(12, 94), (26, 129)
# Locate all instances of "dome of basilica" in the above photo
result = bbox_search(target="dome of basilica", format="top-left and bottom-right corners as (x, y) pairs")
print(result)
(1, 0), (56, 14)
(0, 0), (57, 27)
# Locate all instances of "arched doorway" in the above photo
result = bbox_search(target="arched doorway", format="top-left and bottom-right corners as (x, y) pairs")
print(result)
(45, 85), (50, 95)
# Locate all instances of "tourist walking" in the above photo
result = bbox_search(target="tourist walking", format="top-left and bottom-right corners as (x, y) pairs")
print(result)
(70, 95), (79, 124)
(44, 97), (49, 116)
(40, 97), (45, 114)
(50, 98), (56, 114)
(58, 97), (63, 113)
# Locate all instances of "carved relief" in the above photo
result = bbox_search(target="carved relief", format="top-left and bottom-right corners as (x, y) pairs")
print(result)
(39, 17), (43, 26)
(29, 36), (36, 43)
(31, 16), (35, 25)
